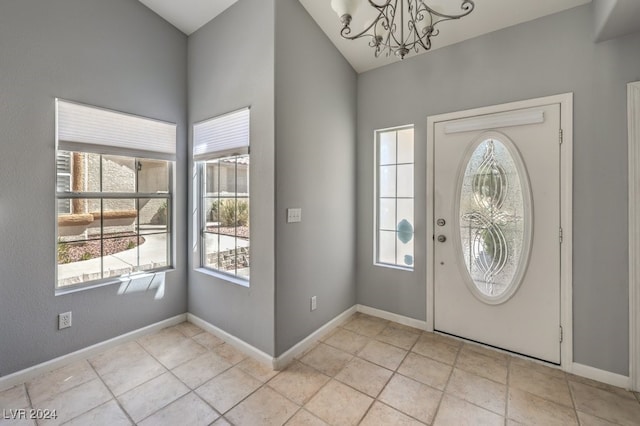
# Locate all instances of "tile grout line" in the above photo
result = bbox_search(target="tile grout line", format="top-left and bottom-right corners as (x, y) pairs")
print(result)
(296, 321), (389, 425)
(442, 344), (510, 420)
(504, 352), (512, 424)
(122, 325), (224, 424)
(21, 315), (639, 426)
(345, 319), (395, 425)
(291, 329), (371, 423)
(28, 363), (114, 425)
(169, 328), (245, 424)
(86, 361), (136, 426)
(373, 327), (451, 425)
(564, 365), (580, 424)
(429, 338), (465, 425)
(21, 382), (35, 426)
(320, 319), (464, 425)
(146, 323), (271, 424)
(566, 379), (586, 426)
(352, 322), (442, 424)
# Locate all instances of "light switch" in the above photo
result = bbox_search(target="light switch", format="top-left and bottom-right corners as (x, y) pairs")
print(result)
(287, 208), (302, 223)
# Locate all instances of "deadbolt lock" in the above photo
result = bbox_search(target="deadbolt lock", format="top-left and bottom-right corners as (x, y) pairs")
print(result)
(437, 218), (446, 226)
(437, 235), (447, 243)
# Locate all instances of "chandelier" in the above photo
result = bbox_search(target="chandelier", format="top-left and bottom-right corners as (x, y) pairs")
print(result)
(331, 0), (475, 59)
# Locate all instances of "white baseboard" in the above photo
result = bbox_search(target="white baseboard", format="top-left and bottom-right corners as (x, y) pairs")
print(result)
(11, 308), (629, 398)
(187, 314), (273, 367)
(0, 314), (186, 392)
(356, 304), (428, 330)
(273, 306), (358, 370)
(571, 363), (631, 390)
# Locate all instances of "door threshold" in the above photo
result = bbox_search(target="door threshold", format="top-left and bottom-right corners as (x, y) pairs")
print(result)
(433, 329), (562, 367)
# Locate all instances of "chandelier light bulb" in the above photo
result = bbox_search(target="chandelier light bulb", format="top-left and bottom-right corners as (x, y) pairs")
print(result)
(331, 0), (361, 21)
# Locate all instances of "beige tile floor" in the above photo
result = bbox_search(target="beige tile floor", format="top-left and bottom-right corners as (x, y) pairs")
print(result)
(1, 313), (640, 425)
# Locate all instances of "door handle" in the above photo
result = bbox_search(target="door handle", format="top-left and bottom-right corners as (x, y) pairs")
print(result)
(437, 235), (447, 243)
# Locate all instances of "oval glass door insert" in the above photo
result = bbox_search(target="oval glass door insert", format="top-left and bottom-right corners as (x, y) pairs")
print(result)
(458, 135), (531, 304)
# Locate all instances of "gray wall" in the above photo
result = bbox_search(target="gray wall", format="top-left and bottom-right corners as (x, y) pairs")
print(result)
(187, 0), (276, 355)
(0, 0), (188, 376)
(356, 4), (640, 375)
(594, 0), (640, 42)
(274, 0), (357, 355)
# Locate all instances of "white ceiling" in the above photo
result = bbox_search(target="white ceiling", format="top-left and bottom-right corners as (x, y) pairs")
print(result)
(300, 0), (592, 72)
(138, 0), (592, 73)
(138, 0), (238, 35)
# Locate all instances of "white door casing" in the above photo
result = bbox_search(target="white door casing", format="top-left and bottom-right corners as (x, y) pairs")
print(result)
(629, 81), (640, 392)
(435, 104), (560, 362)
(426, 94), (573, 369)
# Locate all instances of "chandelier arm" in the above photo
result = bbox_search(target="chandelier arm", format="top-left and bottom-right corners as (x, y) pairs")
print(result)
(340, 2), (388, 40)
(422, 0), (474, 21)
(406, 1), (426, 53)
(367, 0), (392, 9)
(336, 0), (474, 59)
(410, 0), (472, 52)
(375, 20), (395, 57)
(413, 31), (433, 52)
(386, 1), (404, 47)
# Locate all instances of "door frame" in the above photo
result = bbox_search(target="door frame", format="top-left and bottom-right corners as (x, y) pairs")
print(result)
(629, 81), (640, 392)
(426, 93), (573, 370)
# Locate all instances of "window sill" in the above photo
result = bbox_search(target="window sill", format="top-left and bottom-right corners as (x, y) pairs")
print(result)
(55, 268), (174, 296)
(374, 263), (414, 272)
(195, 267), (250, 288)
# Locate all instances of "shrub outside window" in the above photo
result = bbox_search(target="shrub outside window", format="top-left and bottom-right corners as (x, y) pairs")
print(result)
(194, 108), (250, 282)
(375, 126), (415, 269)
(200, 155), (250, 279)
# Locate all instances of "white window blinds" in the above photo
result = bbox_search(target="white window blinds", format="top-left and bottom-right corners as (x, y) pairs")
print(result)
(56, 99), (176, 160)
(193, 108), (250, 161)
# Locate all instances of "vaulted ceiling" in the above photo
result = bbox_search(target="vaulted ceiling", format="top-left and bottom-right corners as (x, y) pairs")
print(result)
(135, 0), (640, 73)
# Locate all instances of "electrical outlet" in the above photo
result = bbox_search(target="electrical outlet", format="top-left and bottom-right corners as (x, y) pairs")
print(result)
(59, 311), (72, 329)
(311, 296), (317, 311)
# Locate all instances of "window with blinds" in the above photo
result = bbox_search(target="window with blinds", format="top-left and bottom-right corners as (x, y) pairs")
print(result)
(55, 99), (176, 289)
(194, 108), (250, 282)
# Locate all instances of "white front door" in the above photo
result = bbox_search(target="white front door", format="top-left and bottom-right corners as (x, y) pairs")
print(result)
(433, 103), (562, 363)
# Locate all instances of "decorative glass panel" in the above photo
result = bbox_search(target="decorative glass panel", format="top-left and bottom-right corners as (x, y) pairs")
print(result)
(379, 132), (396, 165)
(397, 199), (414, 233)
(376, 126), (414, 269)
(459, 138), (528, 300)
(378, 230), (397, 264)
(379, 165), (396, 198)
(396, 164), (413, 198)
(379, 199), (396, 231)
(397, 234), (414, 267)
(396, 128), (414, 164)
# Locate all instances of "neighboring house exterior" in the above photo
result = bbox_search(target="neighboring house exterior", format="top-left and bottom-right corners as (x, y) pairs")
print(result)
(57, 153), (169, 238)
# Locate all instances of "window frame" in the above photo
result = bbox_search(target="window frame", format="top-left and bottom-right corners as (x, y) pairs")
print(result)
(56, 150), (72, 214)
(55, 153), (175, 291)
(197, 154), (250, 283)
(374, 124), (415, 271)
(192, 107), (251, 286)
(54, 99), (177, 293)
